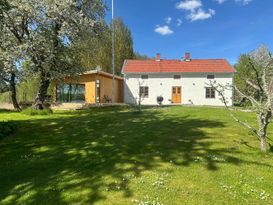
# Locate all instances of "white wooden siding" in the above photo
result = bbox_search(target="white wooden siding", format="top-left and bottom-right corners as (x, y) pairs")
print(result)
(124, 73), (233, 106)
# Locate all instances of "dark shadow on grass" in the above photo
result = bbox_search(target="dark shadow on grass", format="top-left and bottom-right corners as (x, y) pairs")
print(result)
(0, 108), (272, 204)
(0, 109), (15, 113)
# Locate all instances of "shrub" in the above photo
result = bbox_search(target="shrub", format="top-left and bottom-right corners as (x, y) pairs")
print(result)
(19, 101), (33, 109)
(0, 121), (17, 140)
(21, 107), (53, 116)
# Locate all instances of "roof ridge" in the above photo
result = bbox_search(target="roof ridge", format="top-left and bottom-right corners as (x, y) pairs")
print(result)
(125, 58), (228, 61)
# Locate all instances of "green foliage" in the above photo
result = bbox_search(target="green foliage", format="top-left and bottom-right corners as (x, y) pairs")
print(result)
(74, 17), (135, 75)
(0, 121), (16, 140)
(234, 53), (263, 105)
(0, 91), (10, 103)
(1, 0), (107, 105)
(21, 107), (53, 116)
(0, 75), (54, 103)
(134, 52), (150, 60)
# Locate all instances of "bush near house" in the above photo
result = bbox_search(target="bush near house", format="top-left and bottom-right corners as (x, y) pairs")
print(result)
(21, 107), (53, 116)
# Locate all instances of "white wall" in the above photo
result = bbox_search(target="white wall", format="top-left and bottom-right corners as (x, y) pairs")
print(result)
(124, 73), (234, 106)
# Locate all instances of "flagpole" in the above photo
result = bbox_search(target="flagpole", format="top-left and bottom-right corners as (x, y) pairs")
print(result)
(111, 0), (115, 104)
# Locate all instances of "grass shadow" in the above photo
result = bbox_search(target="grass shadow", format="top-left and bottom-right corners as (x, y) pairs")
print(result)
(0, 107), (272, 204)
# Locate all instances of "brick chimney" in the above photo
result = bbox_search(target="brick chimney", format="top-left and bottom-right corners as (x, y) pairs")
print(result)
(156, 53), (161, 61)
(185, 52), (191, 62)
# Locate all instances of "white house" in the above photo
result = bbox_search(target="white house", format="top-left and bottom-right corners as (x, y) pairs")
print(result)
(122, 53), (235, 106)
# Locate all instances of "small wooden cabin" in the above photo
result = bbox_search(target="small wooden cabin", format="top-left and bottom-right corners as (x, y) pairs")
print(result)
(53, 70), (123, 104)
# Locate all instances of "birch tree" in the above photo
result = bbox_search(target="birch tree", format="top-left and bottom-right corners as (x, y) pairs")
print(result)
(211, 46), (273, 152)
(0, 0), (105, 109)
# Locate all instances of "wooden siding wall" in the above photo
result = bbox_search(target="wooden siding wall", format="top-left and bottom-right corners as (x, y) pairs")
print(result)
(53, 73), (123, 104)
(98, 75), (123, 103)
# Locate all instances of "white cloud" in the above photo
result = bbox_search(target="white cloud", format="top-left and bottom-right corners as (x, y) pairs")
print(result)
(214, 0), (226, 4)
(214, 0), (253, 5)
(187, 8), (215, 21)
(176, 0), (215, 22)
(165, 17), (172, 24)
(235, 0), (253, 5)
(177, 18), (183, 27)
(176, 0), (202, 11)
(154, 25), (174, 35)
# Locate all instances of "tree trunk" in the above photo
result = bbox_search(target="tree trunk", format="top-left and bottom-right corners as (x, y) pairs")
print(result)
(34, 73), (50, 110)
(257, 111), (271, 152)
(260, 135), (267, 152)
(9, 72), (20, 111)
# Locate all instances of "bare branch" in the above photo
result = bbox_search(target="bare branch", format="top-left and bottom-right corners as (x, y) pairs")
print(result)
(234, 85), (259, 107)
(246, 79), (261, 91)
(208, 82), (260, 140)
(248, 57), (264, 93)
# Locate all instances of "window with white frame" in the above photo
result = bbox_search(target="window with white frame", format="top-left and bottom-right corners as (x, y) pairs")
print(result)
(205, 87), (215, 99)
(139, 86), (149, 98)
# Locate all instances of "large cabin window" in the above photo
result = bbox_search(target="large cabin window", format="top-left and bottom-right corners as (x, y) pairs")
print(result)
(56, 83), (85, 103)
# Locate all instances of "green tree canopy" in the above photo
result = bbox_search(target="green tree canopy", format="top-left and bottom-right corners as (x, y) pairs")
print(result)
(74, 17), (135, 75)
(0, 0), (106, 109)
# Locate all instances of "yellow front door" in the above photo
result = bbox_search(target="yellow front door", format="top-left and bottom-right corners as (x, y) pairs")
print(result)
(172, 86), (182, 104)
(85, 81), (96, 103)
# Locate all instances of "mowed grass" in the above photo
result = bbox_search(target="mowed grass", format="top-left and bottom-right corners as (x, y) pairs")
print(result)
(0, 106), (273, 205)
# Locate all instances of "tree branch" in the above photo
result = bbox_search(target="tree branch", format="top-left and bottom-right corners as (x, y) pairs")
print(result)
(209, 82), (260, 140)
(246, 79), (261, 91)
(248, 57), (264, 93)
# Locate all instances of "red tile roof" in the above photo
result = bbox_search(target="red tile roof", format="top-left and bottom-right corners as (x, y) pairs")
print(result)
(123, 59), (235, 74)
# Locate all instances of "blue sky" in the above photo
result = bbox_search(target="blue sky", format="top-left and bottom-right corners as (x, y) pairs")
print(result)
(105, 0), (273, 65)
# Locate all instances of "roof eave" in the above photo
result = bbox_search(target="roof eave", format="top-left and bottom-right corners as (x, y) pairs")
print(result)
(121, 60), (127, 76)
(123, 71), (235, 74)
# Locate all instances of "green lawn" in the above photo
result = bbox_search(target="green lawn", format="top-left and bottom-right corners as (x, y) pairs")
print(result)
(1, 106), (273, 205)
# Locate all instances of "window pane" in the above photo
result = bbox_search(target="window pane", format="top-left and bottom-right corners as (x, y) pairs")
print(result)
(205, 88), (209, 98)
(205, 87), (215, 99)
(211, 88), (215, 98)
(174, 75), (181, 79)
(141, 75), (148, 79)
(172, 87), (176, 94)
(56, 83), (85, 103)
(207, 75), (215, 79)
(140, 86), (148, 98)
(70, 84), (85, 103)
(145, 87), (149, 97)
(177, 87), (181, 94)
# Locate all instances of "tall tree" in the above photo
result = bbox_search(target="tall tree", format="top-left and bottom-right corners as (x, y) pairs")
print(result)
(211, 46), (273, 152)
(234, 54), (262, 105)
(112, 17), (134, 75)
(0, 0), (22, 110)
(0, 0), (106, 109)
(75, 17), (135, 75)
(0, 49), (21, 111)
